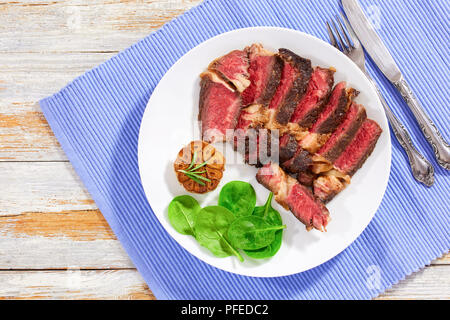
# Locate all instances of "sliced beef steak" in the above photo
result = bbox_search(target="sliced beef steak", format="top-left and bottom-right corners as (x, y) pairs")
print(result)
(271, 49), (312, 125)
(313, 170), (351, 203)
(297, 171), (316, 187)
(256, 162), (330, 231)
(199, 71), (241, 143)
(311, 82), (358, 134)
(317, 102), (367, 163)
(290, 67), (335, 128)
(242, 44), (283, 107)
(208, 49), (250, 92)
(279, 133), (298, 163)
(300, 82), (358, 153)
(313, 175), (346, 203)
(281, 146), (312, 174)
(334, 119), (382, 176)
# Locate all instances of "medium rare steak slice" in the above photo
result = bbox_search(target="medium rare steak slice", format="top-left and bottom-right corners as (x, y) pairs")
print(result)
(242, 44), (283, 107)
(271, 49), (312, 125)
(256, 162), (330, 231)
(311, 82), (358, 134)
(300, 82), (358, 153)
(317, 102), (367, 163)
(199, 71), (241, 143)
(208, 49), (250, 92)
(290, 67), (335, 128)
(334, 119), (382, 176)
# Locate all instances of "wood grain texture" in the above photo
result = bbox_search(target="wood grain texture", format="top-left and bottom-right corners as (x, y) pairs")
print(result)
(0, 267), (447, 300)
(0, 0), (448, 300)
(0, 270), (155, 300)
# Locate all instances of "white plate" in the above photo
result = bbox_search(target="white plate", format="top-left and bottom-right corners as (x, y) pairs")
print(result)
(138, 27), (391, 277)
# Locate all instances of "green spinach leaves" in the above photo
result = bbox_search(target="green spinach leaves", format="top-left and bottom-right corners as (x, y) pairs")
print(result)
(218, 181), (256, 218)
(195, 206), (243, 261)
(243, 192), (285, 259)
(168, 182), (286, 262)
(228, 216), (285, 250)
(168, 195), (201, 236)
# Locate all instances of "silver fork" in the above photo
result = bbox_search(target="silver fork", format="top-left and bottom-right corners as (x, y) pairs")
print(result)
(326, 14), (434, 187)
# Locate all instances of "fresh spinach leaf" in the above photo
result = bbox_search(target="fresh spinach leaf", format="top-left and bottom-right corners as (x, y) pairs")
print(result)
(243, 231), (283, 259)
(168, 195), (201, 236)
(244, 192), (284, 259)
(227, 216), (286, 250)
(218, 181), (256, 218)
(194, 206), (244, 262)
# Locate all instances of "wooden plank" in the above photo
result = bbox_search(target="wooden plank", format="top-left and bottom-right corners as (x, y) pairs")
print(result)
(0, 209), (134, 269)
(0, 162), (96, 215)
(0, 266), (448, 300)
(377, 266), (450, 300)
(0, 162), (134, 268)
(0, 270), (155, 300)
(0, 53), (117, 161)
(0, 0), (203, 53)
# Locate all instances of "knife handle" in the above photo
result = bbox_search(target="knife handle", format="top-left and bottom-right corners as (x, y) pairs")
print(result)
(364, 73), (434, 186)
(394, 78), (450, 170)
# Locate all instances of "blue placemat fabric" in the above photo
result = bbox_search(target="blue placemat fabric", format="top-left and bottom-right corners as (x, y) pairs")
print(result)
(39, 0), (449, 299)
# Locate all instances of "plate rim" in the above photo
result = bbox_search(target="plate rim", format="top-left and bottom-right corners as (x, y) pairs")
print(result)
(137, 26), (392, 278)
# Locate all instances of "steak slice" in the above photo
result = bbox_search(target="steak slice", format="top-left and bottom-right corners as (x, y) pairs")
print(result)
(256, 162), (330, 231)
(290, 67), (335, 128)
(272, 49), (312, 125)
(297, 171), (316, 187)
(300, 82), (358, 153)
(317, 102), (367, 163)
(313, 170), (351, 203)
(334, 119), (382, 176)
(242, 44), (283, 107)
(199, 71), (242, 143)
(311, 82), (358, 134)
(279, 133), (298, 163)
(281, 146), (312, 174)
(208, 49), (250, 92)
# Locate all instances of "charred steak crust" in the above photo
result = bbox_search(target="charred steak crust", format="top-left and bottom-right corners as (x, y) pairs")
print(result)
(313, 84), (346, 133)
(318, 103), (367, 163)
(259, 55), (284, 107)
(279, 134), (298, 163)
(296, 68), (335, 128)
(275, 49), (312, 125)
(297, 171), (316, 187)
(282, 148), (312, 174)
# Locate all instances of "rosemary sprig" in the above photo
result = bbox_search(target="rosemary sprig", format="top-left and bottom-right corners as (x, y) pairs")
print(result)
(178, 151), (211, 186)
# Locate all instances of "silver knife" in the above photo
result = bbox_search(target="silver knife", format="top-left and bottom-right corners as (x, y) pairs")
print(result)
(342, 0), (450, 170)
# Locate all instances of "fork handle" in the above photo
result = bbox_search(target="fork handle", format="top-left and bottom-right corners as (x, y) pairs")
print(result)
(394, 78), (450, 170)
(364, 73), (434, 186)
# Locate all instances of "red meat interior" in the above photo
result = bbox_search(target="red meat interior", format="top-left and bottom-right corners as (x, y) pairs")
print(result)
(311, 81), (346, 133)
(334, 119), (382, 174)
(290, 68), (333, 124)
(242, 55), (274, 105)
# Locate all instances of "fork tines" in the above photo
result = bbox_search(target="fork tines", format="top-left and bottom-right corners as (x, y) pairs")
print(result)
(326, 13), (359, 52)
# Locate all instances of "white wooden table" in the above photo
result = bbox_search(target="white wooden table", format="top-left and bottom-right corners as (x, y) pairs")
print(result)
(0, 0), (448, 300)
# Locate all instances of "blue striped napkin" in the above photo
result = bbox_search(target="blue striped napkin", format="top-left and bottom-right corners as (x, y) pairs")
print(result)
(40, 0), (449, 299)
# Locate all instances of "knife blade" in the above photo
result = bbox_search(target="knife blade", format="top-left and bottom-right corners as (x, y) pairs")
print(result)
(342, 0), (450, 169)
(341, 0), (402, 82)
